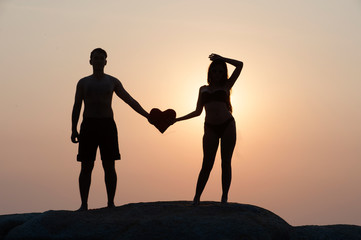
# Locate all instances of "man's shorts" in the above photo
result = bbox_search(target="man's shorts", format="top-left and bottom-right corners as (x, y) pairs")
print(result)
(77, 118), (121, 162)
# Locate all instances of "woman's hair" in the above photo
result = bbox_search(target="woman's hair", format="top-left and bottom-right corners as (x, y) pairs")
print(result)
(207, 60), (233, 113)
(207, 59), (228, 86)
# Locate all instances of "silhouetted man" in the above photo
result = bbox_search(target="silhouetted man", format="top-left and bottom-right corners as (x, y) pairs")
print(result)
(71, 48), (149, 211)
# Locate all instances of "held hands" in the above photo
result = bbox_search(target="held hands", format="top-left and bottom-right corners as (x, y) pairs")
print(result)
(148, 108), (176, 133)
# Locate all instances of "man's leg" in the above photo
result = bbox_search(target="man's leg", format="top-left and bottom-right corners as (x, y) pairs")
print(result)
(79, 161), (95, 211)
(102, 160), (117, 208)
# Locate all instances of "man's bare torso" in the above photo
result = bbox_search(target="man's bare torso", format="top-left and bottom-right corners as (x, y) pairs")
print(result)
(78, 74), (119, 118)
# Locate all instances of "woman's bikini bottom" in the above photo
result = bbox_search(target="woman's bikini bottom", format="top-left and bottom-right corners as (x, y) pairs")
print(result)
(204, 117), (235, 138)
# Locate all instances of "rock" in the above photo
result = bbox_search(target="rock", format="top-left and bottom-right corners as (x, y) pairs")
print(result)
(291, 225), (361, 240)
(0, 201), (360, 240)
(0, 213), (41, 240)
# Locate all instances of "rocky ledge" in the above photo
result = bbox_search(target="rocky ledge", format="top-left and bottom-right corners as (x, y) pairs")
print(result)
(1, 201), (360, 240)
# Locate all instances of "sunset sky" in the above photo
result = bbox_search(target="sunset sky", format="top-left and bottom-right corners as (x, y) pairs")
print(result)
(1, 0), (361, 226)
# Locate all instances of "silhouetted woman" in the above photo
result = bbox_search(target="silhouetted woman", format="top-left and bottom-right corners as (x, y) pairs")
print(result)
(175, 53), (243, 205)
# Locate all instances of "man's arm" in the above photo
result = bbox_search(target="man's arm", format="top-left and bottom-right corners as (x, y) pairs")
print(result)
(114, 80), (149, 119)
(71, 81), (83, 143)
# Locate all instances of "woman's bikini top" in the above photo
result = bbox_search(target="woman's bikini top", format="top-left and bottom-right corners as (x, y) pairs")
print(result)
(201, 89), (229, 104)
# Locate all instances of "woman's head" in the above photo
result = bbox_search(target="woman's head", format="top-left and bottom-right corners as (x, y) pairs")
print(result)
(207, 59), (228, 86)
(207, 59), (232, 112)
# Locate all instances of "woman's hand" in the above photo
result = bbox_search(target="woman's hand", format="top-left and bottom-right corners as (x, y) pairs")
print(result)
(209, 53), (223, 61)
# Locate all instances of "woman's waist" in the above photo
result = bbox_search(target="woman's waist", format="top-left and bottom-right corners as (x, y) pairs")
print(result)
(205, 113), (233, 125)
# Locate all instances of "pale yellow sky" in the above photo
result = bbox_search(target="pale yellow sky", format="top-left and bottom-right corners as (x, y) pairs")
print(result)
(0, 0), (361, 226)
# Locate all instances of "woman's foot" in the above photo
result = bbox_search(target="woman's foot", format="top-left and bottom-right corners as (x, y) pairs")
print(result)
(221, 195), (228, 204)
(192, 197), (200, 206)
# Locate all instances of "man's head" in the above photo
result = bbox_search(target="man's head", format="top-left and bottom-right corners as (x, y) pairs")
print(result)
(90, 48), (107, 59)
(90, 48), (107, 70)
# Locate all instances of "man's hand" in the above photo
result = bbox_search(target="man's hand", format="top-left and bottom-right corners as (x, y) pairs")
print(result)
(71, 131), (79, 143)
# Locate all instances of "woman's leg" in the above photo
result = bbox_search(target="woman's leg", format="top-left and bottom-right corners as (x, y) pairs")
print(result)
(193, 128), (219, 204)
(220, 120), (236, 203)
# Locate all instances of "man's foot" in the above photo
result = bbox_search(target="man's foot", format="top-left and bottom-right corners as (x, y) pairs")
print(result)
(107, 202), (116, 209)
(221, 195), (228, 204)
(77, 204), (88, 211)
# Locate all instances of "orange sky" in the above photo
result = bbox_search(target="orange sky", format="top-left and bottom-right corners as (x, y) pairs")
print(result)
(1, 0), (361, 226)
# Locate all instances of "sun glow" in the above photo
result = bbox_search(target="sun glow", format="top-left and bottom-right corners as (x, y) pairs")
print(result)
(1, 0), (361, 226)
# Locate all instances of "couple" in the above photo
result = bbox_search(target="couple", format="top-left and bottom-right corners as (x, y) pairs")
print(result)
(71, 48), (243, 211)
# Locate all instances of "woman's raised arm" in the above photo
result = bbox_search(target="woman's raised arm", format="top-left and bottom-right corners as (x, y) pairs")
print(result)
(209, 53), (243, 89)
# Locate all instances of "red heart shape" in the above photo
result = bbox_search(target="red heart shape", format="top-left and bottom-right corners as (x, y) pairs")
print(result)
(149, 108), (176, 133)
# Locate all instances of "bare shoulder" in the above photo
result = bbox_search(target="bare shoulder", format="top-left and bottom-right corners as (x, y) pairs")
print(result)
(80, 75), (93, 81)
(106, 74), (122, 86)
(200, 85), (208, 93)
(77, 75), (91, 88)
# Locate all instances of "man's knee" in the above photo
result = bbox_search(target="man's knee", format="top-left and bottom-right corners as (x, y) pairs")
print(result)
(81, 161), (95, 173)
(102, 160), (116, 172)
